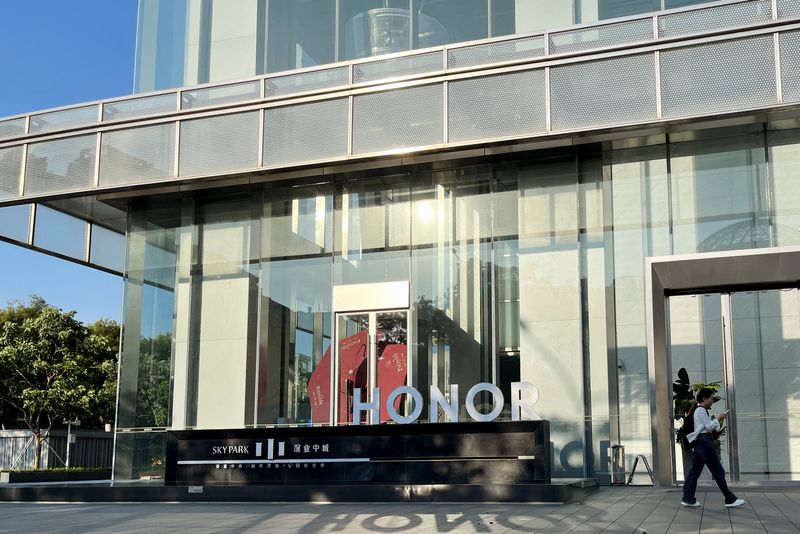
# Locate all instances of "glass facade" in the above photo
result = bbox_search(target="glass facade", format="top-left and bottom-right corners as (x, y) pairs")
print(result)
(114, 122), (800, 482)
(134, 0), (716, 92)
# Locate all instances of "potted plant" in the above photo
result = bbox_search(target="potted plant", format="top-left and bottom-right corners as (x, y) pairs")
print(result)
(673, 368), (726, 477)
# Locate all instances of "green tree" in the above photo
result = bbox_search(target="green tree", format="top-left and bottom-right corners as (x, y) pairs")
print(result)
(135, 333), (171, 428)
(0, 297), (119, 468)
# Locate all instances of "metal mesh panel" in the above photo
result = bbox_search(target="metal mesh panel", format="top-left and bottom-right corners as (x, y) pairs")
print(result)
(659, 0), (772, 38)
(353, 51), (442, 84)
(352, 84), (444, 154)
(264, 98), (348, 166)
(181, 80), (261, 110)
(661, 36), (776, 119)
(781, 31), (800, 102)
(99, 123), (176, 186)
(551, 54), (656, 131)
(778, 0), (800, 18)
(103, 93), (177, 121)
(0, 146), (22, 199)
(448, 36), (545, 70)
(0, 118), (25, 141)
(33, 205), (86, 260)
(265, 67), (349, 98)
(29, 105), (98, 134)
(0, 204), (30, 243)
(549, 18), (653, 55)
(179, 111), (259, 176)
(24, 135), (96, 196)
(448, 70), (546, 143)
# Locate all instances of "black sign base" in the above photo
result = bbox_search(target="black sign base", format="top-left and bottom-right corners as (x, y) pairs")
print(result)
(165, 421), (550, 487)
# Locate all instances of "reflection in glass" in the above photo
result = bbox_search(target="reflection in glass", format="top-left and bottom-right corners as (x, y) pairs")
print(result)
(336, 314), (370, 424)
(33, 206), (87, 260)
(335, 176), (410, 285)
(731, 289), (800, 481)
(265, 0), (336, 73)
(179, 197), (258, 429)
(259, 186), (333, 426)
(671, 133), (768, 254)
(0, 205), (30, 243)
(411, 167), (492, 421)
(376, 311), (408, 421)
(118, 200), (180, 431)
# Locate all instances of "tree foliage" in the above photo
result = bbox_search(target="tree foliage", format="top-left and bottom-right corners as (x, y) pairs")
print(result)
(0, 297), (119, 468)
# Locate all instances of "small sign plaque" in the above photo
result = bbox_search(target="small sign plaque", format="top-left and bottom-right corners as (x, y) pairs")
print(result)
(187, 486), (203, 494)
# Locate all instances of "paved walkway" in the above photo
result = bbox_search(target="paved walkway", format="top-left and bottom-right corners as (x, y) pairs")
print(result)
(2, 486), (800, 533)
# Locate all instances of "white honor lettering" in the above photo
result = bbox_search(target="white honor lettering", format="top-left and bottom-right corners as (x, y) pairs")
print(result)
(353, 382), (540, 424)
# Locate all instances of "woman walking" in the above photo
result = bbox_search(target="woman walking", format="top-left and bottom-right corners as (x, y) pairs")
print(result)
(681, 387), (745, 508)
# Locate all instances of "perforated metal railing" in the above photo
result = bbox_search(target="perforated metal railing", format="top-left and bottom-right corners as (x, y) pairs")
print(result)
(0, 0), (798, 209)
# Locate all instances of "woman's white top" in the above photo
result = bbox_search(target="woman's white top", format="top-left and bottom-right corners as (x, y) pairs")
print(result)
(688, 406), (720, 443)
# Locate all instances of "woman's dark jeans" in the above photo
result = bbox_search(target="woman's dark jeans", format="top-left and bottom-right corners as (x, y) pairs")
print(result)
(682, 433), (738, 504)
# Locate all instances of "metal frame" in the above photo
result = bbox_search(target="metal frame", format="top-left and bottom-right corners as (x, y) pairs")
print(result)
(333, 308), (411, 426)
(645, 246), (800, 487)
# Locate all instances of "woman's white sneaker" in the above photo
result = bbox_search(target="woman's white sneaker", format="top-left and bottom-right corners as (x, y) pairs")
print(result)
(725, 498), (746, 508)
(681, 501), (701, 507)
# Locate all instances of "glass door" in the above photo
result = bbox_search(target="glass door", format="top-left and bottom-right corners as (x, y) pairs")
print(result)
(729, 288), (800, 481)
(335, 310), (408, 424)
(668, 293), (729, 483)
(668, 288), (800, 483)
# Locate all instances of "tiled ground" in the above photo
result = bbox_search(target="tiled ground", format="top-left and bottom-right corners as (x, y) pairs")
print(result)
(2, 486), (800, 533)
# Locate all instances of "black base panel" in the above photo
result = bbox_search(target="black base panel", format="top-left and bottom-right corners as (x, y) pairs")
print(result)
(0, 480), (598, 503)
(166, 421), (551, 486)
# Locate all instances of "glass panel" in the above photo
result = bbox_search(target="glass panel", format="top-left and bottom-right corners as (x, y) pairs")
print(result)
(29, 105), (98, 135)
(181, 80), (261, 110)
(670, 133), (769, 254)
(188, 198), (258, 429)
(103, 94), (177, 121)
(610, 145), (670, 465)
(411, 167), (492, 422)
(266, 0), (335, 73)
(494, 157), (584, 477)
(207, 0), (259, 83)
(416, 0), (488, 46)
(112, 432), (167, 482)
(0, 204), (31, 243)
(265, 67), (349, 98)
(334, 175), (410, 285)
(258, 184), (334, 426)
(376, 311), (408, 422)
(336, 313), (370, 424)
(90, 224), (126, 273)
(769, 129), (800, 246)
(668, 293), (727, 483)
(33, 205), (86, 260)
(731, 289), (800, 481)
(134, 0), (188, 92)
(117, 200), (179, 431)
(340, 0), (411, 61)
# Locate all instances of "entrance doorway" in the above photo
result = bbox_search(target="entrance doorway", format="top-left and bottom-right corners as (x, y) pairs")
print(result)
(334, 310), (409, 424)
(668, 288), (800, 482)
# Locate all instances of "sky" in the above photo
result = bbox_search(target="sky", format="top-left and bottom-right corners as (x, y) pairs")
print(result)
(0, 1), (139, 324)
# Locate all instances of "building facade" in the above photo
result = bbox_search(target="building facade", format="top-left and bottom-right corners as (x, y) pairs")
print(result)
(1, 0), (800, 488)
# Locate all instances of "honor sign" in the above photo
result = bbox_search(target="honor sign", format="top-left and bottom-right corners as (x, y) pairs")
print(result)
(352, 382), (541, 425)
